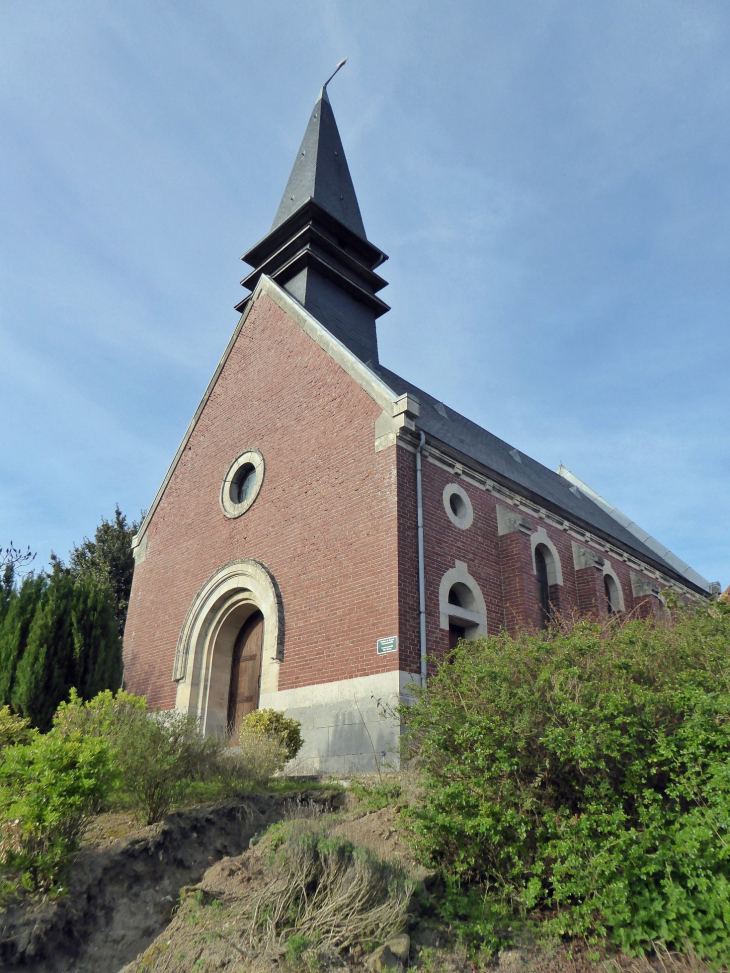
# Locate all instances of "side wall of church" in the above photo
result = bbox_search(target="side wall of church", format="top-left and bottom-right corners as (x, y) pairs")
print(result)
(123, 293), (403, 721)
(394, 445), (678, 670)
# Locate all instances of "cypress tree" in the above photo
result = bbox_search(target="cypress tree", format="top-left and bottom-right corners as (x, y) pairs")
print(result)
(0, 572), (47, 707)
(12, 564), (77, 731)
(0, 564), (15, 627)
(71, 576), (123, 700)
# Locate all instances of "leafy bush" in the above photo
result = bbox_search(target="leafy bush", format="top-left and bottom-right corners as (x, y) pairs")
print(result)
(404, 608), (730, 961)
(0, 705), (35, 752)
(0, 731), (113, 892)
(116, 709), (225, 824)
(54, 686), (147, 738)
(54, 690), (223, 824)
(240, 709), (303, 762)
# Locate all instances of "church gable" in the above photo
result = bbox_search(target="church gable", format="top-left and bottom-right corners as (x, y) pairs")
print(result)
(124, 281), (406, 712)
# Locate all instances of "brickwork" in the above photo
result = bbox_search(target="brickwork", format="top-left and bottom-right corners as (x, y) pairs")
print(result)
(123, 293), (401, 710)
(498, 530), (539, 634)
(418, 461), (501, 669)
(575, 565), (608, 617)
(395, 447), (420, 675)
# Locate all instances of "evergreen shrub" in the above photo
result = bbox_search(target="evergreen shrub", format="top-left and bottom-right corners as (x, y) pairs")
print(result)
(2, 564), (122, 731)
(0, 706), (35, 752)
(403, 608), (730, 961)
(239, 708), (303, 762)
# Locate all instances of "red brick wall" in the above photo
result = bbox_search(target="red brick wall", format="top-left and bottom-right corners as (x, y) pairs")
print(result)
(123, 294), (402, 710)
(399, 454), (672, 660)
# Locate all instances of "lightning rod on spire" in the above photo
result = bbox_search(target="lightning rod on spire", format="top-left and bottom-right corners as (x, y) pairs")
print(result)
(323, 58), (348, 90)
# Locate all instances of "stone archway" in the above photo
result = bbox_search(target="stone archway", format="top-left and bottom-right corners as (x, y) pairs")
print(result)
(172, 560), (283, 737)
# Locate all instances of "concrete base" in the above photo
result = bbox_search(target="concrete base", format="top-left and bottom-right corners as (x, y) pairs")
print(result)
(259, 670), (419, 776)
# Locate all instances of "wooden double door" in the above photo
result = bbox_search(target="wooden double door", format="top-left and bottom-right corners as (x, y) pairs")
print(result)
(227, 610), (264, 741)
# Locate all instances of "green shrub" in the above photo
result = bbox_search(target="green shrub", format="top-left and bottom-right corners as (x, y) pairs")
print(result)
(0, 705), (35, 753)
(54, 690), (224, 824)
(403, 608), (730, 961)
(53, 686), (147, 738)
(10, 564), (122, 731)
(0, 731), (113, 892)
(114, 709), (225, 824)
(240, 709), (303, 762)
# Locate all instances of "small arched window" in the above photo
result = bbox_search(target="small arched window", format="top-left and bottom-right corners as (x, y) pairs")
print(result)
(534, 546), (551, 629)
(448, 582), (474, 609)
(604, 574), (619, 615)
(439, 562), (488, 648)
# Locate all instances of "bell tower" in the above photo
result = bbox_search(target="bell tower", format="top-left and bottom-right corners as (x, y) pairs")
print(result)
(236, 84), (389, 364)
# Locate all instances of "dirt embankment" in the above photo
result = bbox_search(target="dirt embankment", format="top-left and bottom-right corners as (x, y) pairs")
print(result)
(0, 790), (340, 973)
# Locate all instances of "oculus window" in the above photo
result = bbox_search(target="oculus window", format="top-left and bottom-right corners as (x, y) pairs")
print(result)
(220, 449), (265, 519)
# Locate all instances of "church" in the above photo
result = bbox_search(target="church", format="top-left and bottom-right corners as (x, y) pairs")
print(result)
(122, 83), (713, 775)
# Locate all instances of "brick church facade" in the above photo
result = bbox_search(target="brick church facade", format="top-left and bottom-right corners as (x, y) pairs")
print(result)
(123, 85), (712, 774)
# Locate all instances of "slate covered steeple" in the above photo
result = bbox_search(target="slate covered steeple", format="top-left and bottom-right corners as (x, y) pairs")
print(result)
(237, 86), (389, 364)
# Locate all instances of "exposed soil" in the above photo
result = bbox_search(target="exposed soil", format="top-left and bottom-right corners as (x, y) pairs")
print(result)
(119, 802), (416, 973)
(115, 801), (723, 973)
(0, 790), (341, 973)
(1, 792), (718, 973)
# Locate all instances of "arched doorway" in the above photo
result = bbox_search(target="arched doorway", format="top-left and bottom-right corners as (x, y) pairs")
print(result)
(173, 560), (283, 737)
(227, 610), (264, 740)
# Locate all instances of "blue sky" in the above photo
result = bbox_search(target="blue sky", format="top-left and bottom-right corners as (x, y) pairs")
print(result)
(1, 1), (727, 586)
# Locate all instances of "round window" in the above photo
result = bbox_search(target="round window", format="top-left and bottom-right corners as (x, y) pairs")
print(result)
(231, 463), (256, 505)
(220, 450), (264, 519)
(443, 483), (474, 530)
(449, 493), (466, 518)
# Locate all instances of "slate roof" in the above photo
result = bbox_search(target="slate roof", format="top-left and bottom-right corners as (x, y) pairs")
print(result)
(374, 362), (707, 593)
(271, 87), (367, 240)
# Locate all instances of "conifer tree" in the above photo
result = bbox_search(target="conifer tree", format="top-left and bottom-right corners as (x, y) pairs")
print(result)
(11, 564), (122, 731)
(0, 564), (14, 628)
(71, 577), (123, 701)
(12, 564), (76, 731)
(0, 572), (47, 707)
(70, 506), (139, 635)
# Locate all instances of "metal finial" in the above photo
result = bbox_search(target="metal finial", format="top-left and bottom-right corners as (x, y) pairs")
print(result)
(323, 58), (347, 89)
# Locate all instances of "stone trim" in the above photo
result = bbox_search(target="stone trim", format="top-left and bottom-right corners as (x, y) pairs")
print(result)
(173, 559), (284, 735)
(419, 443), (703, 601)
(496, 504), (533, 537)
(438, 560), (488, 636)
(631, 572), (662, 600)
(572, 541), (605, 571)
(219, 449), (265, 519)
(531, 527), (563, 586)
(443, 482), (474, 530)
(602, 560), (626, 611)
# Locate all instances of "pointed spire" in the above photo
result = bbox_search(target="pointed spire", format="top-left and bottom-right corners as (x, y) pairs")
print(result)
(271, 86), (367, 239)
(237, 78), (389, 363)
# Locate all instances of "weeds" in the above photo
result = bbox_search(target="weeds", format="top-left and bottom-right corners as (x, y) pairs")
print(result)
(246, 818), (413, 962)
